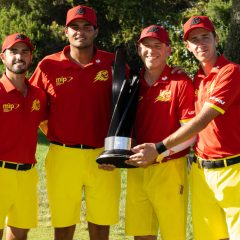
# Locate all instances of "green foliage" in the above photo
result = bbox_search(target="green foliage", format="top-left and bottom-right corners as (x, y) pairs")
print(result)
(0, 0), (233, 77)
(224, 0), (240, 63)
(169, 0), (232, 76)
(205, 0), (232, 51)
(0, 4), (40, 73)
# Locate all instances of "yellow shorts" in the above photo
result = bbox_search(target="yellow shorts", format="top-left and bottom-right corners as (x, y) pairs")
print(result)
(0, 166), (38, 229)
(45, 144), (121, 227)
(126, 157), (188, 239)
(190, 161), (240, 240)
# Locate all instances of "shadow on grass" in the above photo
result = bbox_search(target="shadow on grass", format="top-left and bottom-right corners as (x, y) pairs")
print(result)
(38, 129), (49, 146)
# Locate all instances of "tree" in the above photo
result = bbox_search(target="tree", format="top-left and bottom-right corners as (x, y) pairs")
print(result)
(224, 0), (240, 63)
(0, 0), (234, 75)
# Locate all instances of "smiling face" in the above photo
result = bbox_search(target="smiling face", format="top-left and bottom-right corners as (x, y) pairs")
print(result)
(186, 28), (218, 66)
(0, 42), (32, 74)
(138, 37), (171, 71)
(65, 19), (98, 50)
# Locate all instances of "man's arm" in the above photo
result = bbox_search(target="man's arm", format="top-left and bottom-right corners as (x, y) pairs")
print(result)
(126, 103), (220, 167)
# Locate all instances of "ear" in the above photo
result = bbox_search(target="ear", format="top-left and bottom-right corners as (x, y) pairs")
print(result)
(215, 34), (219, 46)
(137, 43), (141, 56)
(0, 52), (6, 63)
(185, 41), (192, 52)
(94, 28), (99, 38)
(64, 26), (69, 38)
(29, 52), (33, 64)
(166, 45), (171, 57)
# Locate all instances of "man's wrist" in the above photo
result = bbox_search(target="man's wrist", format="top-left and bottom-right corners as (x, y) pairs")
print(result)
(155, 142), (167, 154)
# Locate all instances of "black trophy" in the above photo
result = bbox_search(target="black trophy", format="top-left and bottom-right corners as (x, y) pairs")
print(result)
(96, 46), (139, 168)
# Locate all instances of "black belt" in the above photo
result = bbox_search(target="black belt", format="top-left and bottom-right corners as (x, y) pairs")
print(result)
(0, 161), (35, 171)
(50, 141), (96, 149)
(193, 155), (240, 169)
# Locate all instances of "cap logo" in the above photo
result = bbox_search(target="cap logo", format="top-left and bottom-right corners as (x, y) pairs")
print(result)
(147, 26), (160, 33)
(15, 34), (27, 40)
(190, 17), (201, 26)
(75, 7), (86, 16)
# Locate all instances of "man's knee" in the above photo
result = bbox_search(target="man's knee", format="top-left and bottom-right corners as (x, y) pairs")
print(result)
(88, 222), (109, 240)
(0, 228), (3, 239)
(54, 225), (76, 240)
(6, 226), (29, 240)
(134, 236), (157, 240)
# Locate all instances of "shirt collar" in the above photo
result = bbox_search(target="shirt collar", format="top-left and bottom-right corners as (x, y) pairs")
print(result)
(0, 73), (29, 93)
(60, 45), (103, 67)
(196, 55), (229, 78)
(140, 65), (171, 86)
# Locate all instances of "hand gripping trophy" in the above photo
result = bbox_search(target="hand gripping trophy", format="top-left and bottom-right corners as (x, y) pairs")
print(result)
(96, 46), (139, 168)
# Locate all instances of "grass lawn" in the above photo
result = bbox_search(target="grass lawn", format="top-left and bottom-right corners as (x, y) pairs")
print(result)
(3, 131), (193, 239)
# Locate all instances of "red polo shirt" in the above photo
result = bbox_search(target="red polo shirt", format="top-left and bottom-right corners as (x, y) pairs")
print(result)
(30, 46), (114, 147)
(194, 55), (240, 159)
(0, 74), (47, 164)
(135, 65), (195, 160)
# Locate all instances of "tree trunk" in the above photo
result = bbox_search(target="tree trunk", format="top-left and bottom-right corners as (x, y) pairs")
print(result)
(224, 0), (240, 63)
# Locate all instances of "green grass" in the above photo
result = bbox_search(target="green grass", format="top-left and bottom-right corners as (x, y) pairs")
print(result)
(3, 131), (193, 239)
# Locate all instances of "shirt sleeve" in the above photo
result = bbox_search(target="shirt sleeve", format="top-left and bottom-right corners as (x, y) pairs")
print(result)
(207, 64), (240, 114)
(30, 61), (48, 91)
(177, 78), (195, 123)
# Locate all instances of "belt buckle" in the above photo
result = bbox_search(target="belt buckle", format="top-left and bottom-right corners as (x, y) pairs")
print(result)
(223, 159), (227, 167)
(80, 144), (84, 149)
(197, 157), (203, 169)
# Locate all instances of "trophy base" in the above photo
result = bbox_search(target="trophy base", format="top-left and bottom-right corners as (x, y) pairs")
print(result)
(96, 149), (137, 168)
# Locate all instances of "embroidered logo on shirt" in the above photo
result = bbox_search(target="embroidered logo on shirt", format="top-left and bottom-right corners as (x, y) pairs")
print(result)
(94, 70), (108, 82)
(195, 89), (198, 96)
(188, 110), (195, 115)
(155, 90), (171, 102)
(56, 76), (73, 86)
(2, 103), (20, 112)
(31, 99), (40, 112)
(207, 79), (216, 94)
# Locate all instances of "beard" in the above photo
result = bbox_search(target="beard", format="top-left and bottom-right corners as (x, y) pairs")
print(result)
(6, 61), (31, 74)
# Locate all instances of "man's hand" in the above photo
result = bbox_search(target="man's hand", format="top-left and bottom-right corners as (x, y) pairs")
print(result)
(171, 66), (185, 74)
(125, 143), (159, 168)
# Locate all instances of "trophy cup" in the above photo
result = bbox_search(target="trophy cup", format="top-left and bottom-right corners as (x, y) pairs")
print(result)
(96, 46), (139, 168)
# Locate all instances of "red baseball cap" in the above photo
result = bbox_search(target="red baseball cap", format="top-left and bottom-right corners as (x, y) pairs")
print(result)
(138, 25), (170, 45)
(2, 33), (34, 53)
(66, 5), (97, 27)
(183, 16), (215, 40)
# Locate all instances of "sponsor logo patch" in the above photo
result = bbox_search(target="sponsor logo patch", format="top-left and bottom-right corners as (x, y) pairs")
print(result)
(188, 110), (195, 115)
(55, 76), (73, 86)
(209, 96), (225, 105)
(2, 103), (20, 112)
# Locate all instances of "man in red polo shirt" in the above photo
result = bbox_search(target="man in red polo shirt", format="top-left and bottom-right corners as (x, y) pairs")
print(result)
(125, 25), (195, 240)
(30, 5), (120, 240)
(127, 16), (240, 240)
(0, 33), (46, 240)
